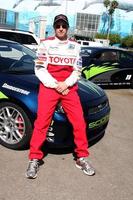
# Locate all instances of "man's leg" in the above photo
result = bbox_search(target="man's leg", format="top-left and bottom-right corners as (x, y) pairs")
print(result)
(29, 84), (60, 160)
(61, 90), (95, 176)
(61, 90), (89, 158)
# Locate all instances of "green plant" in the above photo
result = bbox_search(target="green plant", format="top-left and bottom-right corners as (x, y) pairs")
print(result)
(95, 33), (121, 45)
(121, 35), (133, 48)
(108, 33), (121, 45)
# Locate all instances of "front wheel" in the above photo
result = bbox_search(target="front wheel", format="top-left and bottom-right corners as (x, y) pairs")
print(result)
(0, 102), (32, 150)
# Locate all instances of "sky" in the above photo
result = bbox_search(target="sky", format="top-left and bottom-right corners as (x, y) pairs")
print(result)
(0, 0), (132, 24)
(0, 0), (133, 17)
(0, 0), (133, 34)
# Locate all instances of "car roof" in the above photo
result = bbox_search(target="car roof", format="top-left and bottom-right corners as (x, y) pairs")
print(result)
(0, 28), (34, 35)
(82, 46), (117, 50)
(81, 46), (131, 52)
(81, 46), (133, 58)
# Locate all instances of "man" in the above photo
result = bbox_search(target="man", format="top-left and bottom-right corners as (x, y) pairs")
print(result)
(26, 14), (95, 179)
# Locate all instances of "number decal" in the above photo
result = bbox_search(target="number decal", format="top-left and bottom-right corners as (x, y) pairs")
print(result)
(125, 75), (132, 80)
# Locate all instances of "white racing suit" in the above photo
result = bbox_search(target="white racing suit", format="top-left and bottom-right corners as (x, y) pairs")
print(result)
(29, 36), (89, 159)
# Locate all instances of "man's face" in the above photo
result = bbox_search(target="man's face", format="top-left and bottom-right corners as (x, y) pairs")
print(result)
(54, 21), (68, 40)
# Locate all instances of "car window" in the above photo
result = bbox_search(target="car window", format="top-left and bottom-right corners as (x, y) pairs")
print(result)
(0, 32), (38, 45)
(0, 44), (24, 59)
(0, 42), (36, 73)
(119, 51), (133, 62)
(83, 41), (89, 46)
(95, 51), (118, 62)
(80, 48), (92, 57)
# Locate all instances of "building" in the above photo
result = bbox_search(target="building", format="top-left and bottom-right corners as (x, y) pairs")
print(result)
(0, 8), (18, 29)
(74, 12), (100, 40)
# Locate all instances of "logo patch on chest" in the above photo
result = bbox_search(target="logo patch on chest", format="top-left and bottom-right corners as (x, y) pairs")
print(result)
(49, 56), (76, 65)
(68, 44), (75, 49)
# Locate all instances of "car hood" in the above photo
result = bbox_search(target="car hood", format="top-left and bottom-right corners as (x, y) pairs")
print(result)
(78, 78), (105, 98)
(0, 73), (107, 111)
(7, 74), (105, 99)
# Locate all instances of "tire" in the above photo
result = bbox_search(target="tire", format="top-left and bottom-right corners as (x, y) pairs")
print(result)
(0, 102), (32, 150)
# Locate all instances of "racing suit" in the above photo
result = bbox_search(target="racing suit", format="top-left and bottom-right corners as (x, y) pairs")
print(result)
(29, 36), (89, 160)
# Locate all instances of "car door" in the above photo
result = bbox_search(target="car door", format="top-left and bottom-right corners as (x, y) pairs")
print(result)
(112, 50), (133, 86)
(82, 49), (120, 86)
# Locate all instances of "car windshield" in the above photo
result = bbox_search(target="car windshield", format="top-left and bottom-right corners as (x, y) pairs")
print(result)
(0, 32), (38, 45)
(0, 41), (37, 74)
(80, 47), (99, 57)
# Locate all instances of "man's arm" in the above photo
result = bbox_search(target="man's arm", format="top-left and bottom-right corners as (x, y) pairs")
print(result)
(35, 41), (58, 88)
(64, 44), (82, 87)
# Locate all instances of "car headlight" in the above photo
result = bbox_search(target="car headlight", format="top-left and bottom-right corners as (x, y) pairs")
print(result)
(89, 100), (109, 114)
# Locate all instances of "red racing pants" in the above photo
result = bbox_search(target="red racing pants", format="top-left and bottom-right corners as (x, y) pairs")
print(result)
(29, 83), (89, 160)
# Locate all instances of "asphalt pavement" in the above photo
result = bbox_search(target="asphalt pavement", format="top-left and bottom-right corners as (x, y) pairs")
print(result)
(0, 89), (133, 200)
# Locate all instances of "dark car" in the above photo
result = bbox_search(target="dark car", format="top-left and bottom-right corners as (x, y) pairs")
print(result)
(81, 46), (133, 88)
(0, 39), (110, 150)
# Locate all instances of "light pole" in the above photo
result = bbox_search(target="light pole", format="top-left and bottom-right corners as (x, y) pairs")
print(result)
(65, 0), (68, 15)
(64, 0), (76, 15)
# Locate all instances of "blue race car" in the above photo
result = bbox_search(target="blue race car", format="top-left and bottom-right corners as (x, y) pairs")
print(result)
(0, 39), (110, 150)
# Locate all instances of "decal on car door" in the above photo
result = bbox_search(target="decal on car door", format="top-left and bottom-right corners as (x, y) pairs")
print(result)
(82, 63), (119, 80)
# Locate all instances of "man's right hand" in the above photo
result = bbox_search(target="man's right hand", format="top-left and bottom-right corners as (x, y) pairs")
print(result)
(56, 81), (68, 93)
(62, 89), (69, 95)
(55, 82), (69, 95)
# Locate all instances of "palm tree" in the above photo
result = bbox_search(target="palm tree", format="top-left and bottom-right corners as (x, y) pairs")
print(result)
(101, 1), (111, 34)
(103, 0), (118, 40)
(103, 0), (110, 8)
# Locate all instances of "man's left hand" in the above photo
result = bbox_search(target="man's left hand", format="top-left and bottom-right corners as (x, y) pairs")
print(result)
(56, 82), (68, 93)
